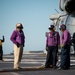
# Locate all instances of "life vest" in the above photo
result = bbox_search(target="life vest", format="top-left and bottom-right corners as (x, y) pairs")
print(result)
(0, 40), (2, 46)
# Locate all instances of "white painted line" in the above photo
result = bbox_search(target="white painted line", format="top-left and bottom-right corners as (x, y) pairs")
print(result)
(11, 72), (22, 75)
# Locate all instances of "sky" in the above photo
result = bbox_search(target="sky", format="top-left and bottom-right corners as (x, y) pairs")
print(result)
(0, 0), (60, 54)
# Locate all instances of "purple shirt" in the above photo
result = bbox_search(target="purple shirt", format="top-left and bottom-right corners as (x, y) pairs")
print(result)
(61, 30), (71, 45)
(46, 31), (60, 47)
(10, 30), (25, 46)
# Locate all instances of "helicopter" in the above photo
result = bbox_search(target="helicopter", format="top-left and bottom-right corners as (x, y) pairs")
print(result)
(50, 0), (75, 36)
(45, 0), (75, 54)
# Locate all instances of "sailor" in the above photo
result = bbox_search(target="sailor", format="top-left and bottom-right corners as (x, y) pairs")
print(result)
(45, 25), (60, 69)
(10, 23), (25, 70)
(59, 24), (71, 70)
(0, 36), (5, 61)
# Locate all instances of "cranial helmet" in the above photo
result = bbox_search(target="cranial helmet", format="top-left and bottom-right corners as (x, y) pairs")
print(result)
(59, 24), (66, 30)
(16, 23), (23, 29)
(48, 25), (55, 30)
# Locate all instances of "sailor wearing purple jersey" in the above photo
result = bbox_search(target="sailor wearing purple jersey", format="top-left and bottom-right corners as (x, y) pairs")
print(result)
(45, 25), (60, 68)
(59, 24), (71, 70)
(10, 23), (25, 70)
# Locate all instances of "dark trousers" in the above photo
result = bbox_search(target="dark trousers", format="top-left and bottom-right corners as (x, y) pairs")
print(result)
(0, 46), (3, 60)
(73, 44), (75, 55)
(60, 44), (70, 69)
(45, 46), (58, 68)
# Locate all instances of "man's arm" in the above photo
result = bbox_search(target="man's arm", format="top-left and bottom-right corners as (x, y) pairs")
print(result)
(1, 36), (5, 42)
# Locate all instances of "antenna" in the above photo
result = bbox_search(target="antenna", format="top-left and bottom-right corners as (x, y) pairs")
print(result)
(55, 9), (59, 14)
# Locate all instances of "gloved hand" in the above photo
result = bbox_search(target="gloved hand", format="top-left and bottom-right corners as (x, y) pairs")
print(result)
(16, 42), (20, 48)
(46, 47), (48, 51)
(23, 44), (25, 47)
(3, 36), (4, 38)
(61, 44), (64, 48)
(58, 45), (61, 49)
